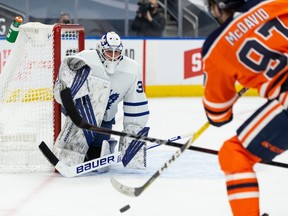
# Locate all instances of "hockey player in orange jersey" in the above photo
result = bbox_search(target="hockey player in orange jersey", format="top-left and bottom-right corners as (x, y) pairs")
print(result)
(202, 0), (288, 215)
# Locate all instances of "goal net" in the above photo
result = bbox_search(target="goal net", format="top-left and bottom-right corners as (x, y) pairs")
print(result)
(0, 22), (85, 172)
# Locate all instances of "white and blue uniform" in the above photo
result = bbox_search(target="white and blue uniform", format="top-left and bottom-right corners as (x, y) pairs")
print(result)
(81, 49), (148, 129)
(53, 32), (149, 167)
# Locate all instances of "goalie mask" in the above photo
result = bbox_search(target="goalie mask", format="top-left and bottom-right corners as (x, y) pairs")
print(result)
(99, 31), (123, 74)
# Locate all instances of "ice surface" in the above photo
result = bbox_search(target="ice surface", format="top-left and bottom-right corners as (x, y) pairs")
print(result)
(0, 97), (287, 216)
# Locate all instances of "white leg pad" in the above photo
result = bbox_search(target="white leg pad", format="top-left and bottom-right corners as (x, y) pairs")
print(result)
(53, 120), (89, 166)
(119, 125), (147, 169)
(97, 139), (117, 173)
(53, 147), (86, 166)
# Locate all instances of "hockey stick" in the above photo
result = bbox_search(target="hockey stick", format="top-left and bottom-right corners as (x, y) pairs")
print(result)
(39, 141), (122, 177)
(39, 135), (288, 179)
(38, 133), (191, 177)
(61, 88), (288, 196)
(110, 87), (250, 197)
(111, 122), (211, 197)
(124, 131), (195, 165)
(60, 88), (199, 147)
(147, 131), (195, 150)
(113, 130), (288, 197)
(146, 140), (288, 168)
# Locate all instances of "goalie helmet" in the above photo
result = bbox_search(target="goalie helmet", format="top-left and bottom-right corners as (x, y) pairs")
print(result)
(98, 31), (123, 74)
(207, 0), (246, 10)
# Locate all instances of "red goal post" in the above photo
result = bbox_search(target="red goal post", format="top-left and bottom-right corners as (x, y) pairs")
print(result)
(0, 23), (85, 172)
(53, 24), (85, 142)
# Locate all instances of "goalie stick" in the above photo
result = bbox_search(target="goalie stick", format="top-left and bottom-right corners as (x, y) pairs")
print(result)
(39, 141), (122, 177)
(38, 133), (192, 177)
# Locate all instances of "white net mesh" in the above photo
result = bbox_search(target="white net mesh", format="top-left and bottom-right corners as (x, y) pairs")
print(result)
(0, 22), (83, 172)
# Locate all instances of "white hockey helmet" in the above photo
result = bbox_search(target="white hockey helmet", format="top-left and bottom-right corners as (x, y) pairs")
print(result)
(99, 31), (123, 74)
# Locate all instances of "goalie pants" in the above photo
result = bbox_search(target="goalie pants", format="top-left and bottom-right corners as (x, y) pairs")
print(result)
(218, 94), (288, 216)
(85, 119), (114, 161)
(88, 120), (114, 147)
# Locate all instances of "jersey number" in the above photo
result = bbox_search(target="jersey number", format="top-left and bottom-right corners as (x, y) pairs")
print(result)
(136, 81), (144, 93)
(238, 18), (288, 79)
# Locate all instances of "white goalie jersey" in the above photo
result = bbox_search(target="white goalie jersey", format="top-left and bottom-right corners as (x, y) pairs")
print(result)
(54, 49), (149, 128)
(53, 49), (150, 166)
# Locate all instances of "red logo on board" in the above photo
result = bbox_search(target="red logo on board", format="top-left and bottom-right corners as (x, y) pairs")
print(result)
(184, 48), (203, 79)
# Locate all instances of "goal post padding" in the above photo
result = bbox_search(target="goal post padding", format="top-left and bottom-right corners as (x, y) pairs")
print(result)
(0, 22), (84, 172)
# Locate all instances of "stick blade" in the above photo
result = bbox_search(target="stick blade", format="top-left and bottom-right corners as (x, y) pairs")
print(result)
(60, 88), (89, 129)
(110, 177), (143, 197)
(39, 141), (59, 166)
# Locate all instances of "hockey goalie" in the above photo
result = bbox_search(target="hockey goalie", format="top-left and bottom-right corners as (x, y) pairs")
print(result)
(53, 31), (150, 172)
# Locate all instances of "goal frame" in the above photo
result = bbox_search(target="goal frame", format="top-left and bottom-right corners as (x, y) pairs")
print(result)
(53, 24), (85, 142)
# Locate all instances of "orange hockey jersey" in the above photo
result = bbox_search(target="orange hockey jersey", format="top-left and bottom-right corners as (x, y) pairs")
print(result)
(202, 0), (288, 126)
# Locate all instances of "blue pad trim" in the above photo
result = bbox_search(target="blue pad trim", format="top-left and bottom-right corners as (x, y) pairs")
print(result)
(70, 65), (90, 98)
(75, 95), (98, 145)
(122, 127), (150, 167)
